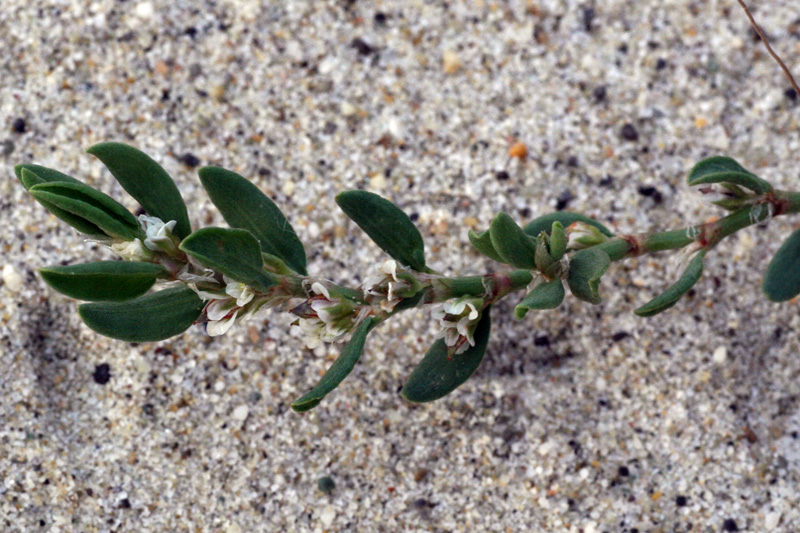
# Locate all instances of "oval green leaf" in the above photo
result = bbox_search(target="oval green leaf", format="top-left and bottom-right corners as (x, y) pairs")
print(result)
(87, 142), (192, 239)
(22, 169), (106, 237)
(635, 251), (705, 317)
(764, 228), (800, 302)
(401, 307), (492, 403)
(468, 228), (504, 262)
(567, 248), (611, 304)
(687, 156), (772, 194)
(179, 227), (276, 292)
(523, 212), (613, 238)
(291, 318), (377, 412)
(15, 164), (81, 190)
(489, 213), (537, 269)
(78, 286), (204, 342)
(514, 280), (565, 319)
(198, 166), (307, 275)
(40, 261), (166, 302)
(336, 190), (427, 271)
(29, 181), (140, 240)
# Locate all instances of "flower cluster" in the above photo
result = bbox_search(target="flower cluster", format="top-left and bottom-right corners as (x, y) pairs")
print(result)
(432, 295), (484, 355)
(292, 282), (364, 349)
(361, 259), (420, 312)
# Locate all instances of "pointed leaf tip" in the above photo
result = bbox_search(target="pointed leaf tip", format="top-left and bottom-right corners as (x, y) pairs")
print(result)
(198, 166), (307, 275)
(291, 318), (376, 412)
(336, 190), (427, 271)
(87, 142), (191, 239)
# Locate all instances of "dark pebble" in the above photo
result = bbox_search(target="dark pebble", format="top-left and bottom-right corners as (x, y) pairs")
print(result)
(495, 170), (510, 181)
(786, 88), (798, 101)
(374, 12), (388, 26)
(2, 139), (14, 156)
(92, 363), (111, 385)
(317, 476), (336, 494)
(618, 465), (630, 477)
(655, 58), (667, 70)
(555, 190), (572, 211)
(582, 7), (595, 32)
(11, 118), (26, 134)
(676, 495), (687, 506)
(621, 123), (639, 141)
(611, 331), (630, 342)
(119, 498), (131, 509)
(179, 153), (201, 167)
(534, 334), (550, 347)
(599, 175), (614, 187)
(566, 156), (579, 167)
(593, 85), (607, 102)
(351, 38), (374, 56)
(722, 518), (738, 532)
(637, 185), (663, 204)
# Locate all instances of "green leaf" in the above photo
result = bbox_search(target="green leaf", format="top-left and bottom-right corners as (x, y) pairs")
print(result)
(489, 212), (537, 269)
(198, 166), (307, 275)
(78, 286), (204, 342)
(567, 248), (611, 304)
(336, 190), (427, 271)
(401, 307), (492, 403)
(29, 181), (140, 240)
(468, 228), (504, 262)
(763, 228), (800, 302)
(179, 227), (276, 292)
(15, 164), (81, 190)
(291, 318), (376, 412)
(87, 142), (192, 239)
(687, 156), (772, 195)
(40, 261), (166, 301)
(514, 280), (565, 319)
(548, 221), (567, 261)
(523, 212), (613, 238)
(635, 251), (705, 317)
(21, 169), (106, 237)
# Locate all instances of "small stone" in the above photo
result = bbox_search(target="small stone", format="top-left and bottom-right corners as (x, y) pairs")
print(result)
(508, 142), (527, 159)
(713, 346), (728, 365)
(593, 86), (607, 102)
(722, 518), (738, 532)
(2, 264), (22, 292)
(231, 405), (249, 421)
(369, 173), (386, 190)
(675, 495), (687, 506)
(319, 506), (336, 527)
(620, 123), (639, 141)
(350, 38), (374, 56)
(442, 50), (462, 74)
(495, 170), (510, 181)
(281, 180), (295, 196)
(11, 118), (26, 134)
(317, 476), (335, 494)
(618, 465), (630, 477)
(655, 58), (667, 70)
(765, 511), (781, 529)
(93, 363), (112, 385)
(135, 1), (154, 18)
(154, 60), (169, 75)
(1, 139), (14, 156)
(179, 152), (200, 167)
(413, 468), (429, 482)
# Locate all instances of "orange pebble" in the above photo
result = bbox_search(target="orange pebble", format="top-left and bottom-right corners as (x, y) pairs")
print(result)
(509, 142), (528, 159)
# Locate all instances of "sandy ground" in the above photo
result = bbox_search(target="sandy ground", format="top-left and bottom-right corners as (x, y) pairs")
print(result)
(2, 1), (800, 531)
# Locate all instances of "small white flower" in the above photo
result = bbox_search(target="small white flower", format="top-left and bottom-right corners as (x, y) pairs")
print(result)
(311, 281), (331, 300)
(139, 215), (178, 254)
(566, 222), (608, 250)
(223, 276), (255, 307)
(433, 296), (483, 354)
(361, 260), (414, 312)
(110, 238), (152, 261)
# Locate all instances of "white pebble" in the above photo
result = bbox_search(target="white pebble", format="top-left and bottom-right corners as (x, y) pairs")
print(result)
(765, 511), (781, 530)
(712, 346), (728, 365)
(231, 405), (249, 421)
(135, 1), (154, 18)
(319, 506), (336, 527)
(2, 264), (22, 293)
